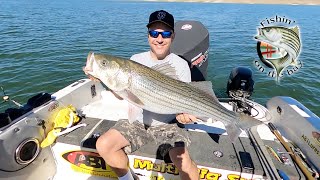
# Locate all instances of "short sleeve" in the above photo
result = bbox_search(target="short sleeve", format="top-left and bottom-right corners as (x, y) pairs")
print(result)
(170, 54), (191, 83)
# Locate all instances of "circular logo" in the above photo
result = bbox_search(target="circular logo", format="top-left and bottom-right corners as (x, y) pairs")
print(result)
(213, 150), (223, 158)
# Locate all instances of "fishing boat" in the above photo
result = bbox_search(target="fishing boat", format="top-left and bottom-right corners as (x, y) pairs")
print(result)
(0, 21), (319, 180)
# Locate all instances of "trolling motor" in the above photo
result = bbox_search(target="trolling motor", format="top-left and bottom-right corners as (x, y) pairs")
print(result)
(226, 67), (255, 115)
(227, 67), (254, 99)
(226, 67), (272, 122)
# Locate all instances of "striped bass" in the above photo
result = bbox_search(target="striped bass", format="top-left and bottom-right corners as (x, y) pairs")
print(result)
(84, 52), (262, 142)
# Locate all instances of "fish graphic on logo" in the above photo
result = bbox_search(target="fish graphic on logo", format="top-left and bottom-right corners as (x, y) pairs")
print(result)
(255, 26), (301, 81)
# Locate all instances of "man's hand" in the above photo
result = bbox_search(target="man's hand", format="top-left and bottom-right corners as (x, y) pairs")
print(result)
(176, 113), (197, 124)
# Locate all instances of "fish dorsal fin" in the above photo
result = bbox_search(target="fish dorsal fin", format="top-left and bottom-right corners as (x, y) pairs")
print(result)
(151, 61), (178, 80)
(291, 26), (300, 35)
(189, 81), (219, 102)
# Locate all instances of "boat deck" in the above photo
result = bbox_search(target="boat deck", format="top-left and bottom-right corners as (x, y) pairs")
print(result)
(0, 79), (314, 180)
(56, 115), (305, 179)
(51, 80), (308, 179)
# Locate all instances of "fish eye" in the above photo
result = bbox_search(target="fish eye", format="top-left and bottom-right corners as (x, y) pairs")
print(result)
(102, 60), (108, 66)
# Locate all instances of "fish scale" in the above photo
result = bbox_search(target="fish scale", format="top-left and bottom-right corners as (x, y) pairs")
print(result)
(282, 34), (300, 53)
(135, 63), (237, 120)
(130, 65), (237, 123)
(280, 29), (300, 50)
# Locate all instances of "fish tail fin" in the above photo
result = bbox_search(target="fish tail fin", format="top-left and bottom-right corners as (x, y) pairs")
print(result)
(225, 114), (262, 143)
(225, 122), (242, 143)
(237, 113), (263, 130)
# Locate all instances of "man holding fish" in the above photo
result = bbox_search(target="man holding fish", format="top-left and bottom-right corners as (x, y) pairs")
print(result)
(84, 10), (199, 180)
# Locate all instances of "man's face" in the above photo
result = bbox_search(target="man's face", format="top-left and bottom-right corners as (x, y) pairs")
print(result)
(148, 22), (174, 60)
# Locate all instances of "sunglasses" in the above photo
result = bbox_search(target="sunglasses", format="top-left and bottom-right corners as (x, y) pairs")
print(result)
(148, 30), (173, 38)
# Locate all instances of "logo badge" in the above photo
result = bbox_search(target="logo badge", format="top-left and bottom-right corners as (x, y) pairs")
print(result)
(62, 151), (117, 178)
(157, 12), (166, 20)
(181, 24), (192, 30)
(254, 15), (302, 82)
(191, 50), (209, 68)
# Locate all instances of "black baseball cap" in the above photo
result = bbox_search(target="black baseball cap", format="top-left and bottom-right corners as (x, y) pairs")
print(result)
(146, 10), (174, 31)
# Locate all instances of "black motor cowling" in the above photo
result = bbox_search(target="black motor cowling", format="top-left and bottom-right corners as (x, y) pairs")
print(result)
(171, 21), (209, 81)
(227, 67), (254, 98)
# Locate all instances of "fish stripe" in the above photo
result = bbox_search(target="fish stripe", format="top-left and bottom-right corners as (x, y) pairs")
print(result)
(281, 38), (300, 55)
(282, 35), (300, 49)
(282, 32), (300, 45)
(134, 71), (229, 116)
(131, 67), (236, 122)
(282, 33), (300, 50)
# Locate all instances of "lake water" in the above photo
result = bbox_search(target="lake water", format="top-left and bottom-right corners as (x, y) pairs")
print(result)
(0, 0), (319, 116)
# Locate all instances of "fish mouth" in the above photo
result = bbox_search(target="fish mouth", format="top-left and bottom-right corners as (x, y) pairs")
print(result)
(258, 28), (262, 35)
(254, 28), (263, 40)
(84, 52), (95, 74)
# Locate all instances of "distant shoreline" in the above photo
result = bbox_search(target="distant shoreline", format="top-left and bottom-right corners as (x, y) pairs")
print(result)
(144, 0), (320, 5)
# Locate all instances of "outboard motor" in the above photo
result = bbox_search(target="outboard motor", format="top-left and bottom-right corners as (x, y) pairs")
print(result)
(227, 67), (254, 99)
(171, 21), (209, 81)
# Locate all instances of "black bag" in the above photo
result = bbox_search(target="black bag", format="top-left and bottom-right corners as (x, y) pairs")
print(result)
(3, 92), (51, 121)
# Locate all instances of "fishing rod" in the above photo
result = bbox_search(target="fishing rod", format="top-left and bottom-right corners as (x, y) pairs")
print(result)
(268, 122), (315, 179)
